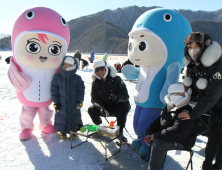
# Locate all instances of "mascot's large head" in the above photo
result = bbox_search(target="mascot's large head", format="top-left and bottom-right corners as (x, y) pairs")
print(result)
(12, 7), (70, 70)
(128, 8), (192, 67)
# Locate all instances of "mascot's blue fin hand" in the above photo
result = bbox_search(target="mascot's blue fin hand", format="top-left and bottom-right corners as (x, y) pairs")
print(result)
(122, 65), (140, 80)
(160, 62), (181, 104)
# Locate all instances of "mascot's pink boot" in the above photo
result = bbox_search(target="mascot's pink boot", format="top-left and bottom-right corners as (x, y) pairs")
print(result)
(19, 129), (32, 141)
(42, 124), (56, 134)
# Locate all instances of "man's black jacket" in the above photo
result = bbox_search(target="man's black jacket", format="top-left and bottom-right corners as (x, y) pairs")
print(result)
(91, 69), (130, 109)
(145, 105), (197, 150)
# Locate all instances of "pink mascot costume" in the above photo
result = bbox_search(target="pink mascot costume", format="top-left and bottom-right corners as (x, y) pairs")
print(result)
(8, 7), (70, 140)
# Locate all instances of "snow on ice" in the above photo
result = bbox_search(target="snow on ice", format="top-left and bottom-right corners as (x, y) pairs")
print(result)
(0, 51), (208, 170)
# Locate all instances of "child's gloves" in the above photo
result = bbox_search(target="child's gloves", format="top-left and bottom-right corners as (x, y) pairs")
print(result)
(76, 101), (83, 109)
(53, 103), (61, 112)
(100, 106), (109, 117)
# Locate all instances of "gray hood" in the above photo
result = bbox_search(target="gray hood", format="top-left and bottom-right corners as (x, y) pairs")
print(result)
(60, 56), (79, 77)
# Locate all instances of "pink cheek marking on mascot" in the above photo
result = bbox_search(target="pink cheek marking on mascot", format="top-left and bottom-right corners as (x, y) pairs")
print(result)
(11, 6), (70, 107)
(52, 57), (59, 64)
(26, 55), (34, 61)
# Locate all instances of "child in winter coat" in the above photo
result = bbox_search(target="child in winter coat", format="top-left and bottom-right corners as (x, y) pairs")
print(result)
(51, 56), (85, 139)
(144, 82), (197, 170)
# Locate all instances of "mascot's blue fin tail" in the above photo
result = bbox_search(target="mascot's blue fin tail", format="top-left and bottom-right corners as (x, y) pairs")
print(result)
(160, 61), (181, 104)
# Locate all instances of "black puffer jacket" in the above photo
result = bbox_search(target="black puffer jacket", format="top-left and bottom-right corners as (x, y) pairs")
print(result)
(91, 66), (130, 109)
(51, 57), (85, 133)
(184, 41), (222, 120)
(146, 105), (197, 150)
(187, 60), (222, 118)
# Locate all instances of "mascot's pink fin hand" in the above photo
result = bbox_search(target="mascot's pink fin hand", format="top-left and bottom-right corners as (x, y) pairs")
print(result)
(7, 57), (32, 92)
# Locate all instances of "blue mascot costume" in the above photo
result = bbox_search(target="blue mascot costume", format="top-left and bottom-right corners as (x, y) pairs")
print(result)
(122, 8), (192, 160)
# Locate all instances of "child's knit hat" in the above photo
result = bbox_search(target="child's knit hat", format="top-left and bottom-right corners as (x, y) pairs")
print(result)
(165, 82), (192, 108)
(168, 82), (185, 94)
(64, 57), (75, 65)
(63, 57), (76, 71)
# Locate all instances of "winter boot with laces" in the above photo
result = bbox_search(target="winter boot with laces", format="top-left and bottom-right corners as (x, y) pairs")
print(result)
(58, 132), (67, 139)
(69, 134), (78, 140)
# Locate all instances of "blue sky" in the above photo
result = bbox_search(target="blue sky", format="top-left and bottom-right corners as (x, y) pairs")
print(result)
(0, 0), (221, 34)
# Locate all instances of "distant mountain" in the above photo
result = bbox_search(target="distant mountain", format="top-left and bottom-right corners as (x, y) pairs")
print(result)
(67, 6), (222, 53)
(1, 6), (222, 53)
(94, 6), (222, 32)
(95, 6), (158, 32)
(177, 9), (222, 22)
(68, 16), (128, 53)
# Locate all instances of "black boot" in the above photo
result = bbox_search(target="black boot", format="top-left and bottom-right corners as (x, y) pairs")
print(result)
(202, 161), (212, 170)
(211, 164), (222, 170)
(118, 133), (128, 143)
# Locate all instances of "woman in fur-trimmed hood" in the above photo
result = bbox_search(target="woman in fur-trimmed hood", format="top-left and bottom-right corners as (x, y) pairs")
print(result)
(88, 60), (131, 142)
(178, 32), (222, 170)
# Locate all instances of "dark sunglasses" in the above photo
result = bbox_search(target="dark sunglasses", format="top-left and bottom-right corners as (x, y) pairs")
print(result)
(95, 66), (105, 72)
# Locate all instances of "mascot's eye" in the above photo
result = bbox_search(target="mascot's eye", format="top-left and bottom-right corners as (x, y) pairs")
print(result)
(163, 13), (172, 22)
(128, 42), (133, 51)
(138, 41), (148, 52)
(60, 16), (67, 27)
(48, 44), (61, 56)
(25, 11), (35, 20)
(26, 41), (40, 54)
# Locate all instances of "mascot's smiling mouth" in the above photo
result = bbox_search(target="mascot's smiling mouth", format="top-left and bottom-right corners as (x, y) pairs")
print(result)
(39, 56), (48, 63)
(135, 59), (140, 61)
